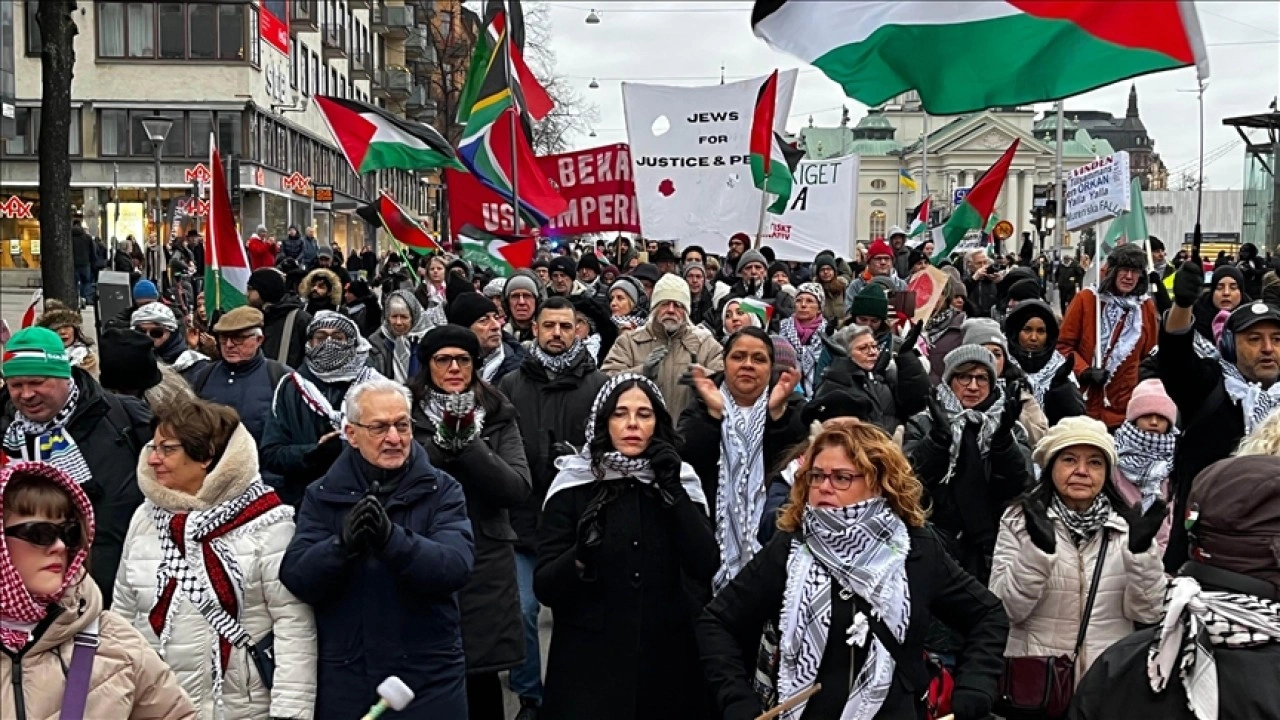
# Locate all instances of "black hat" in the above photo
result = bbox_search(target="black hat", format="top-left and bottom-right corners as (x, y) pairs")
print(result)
(98, 328), (163, 393)
(578, 253), (601, 274)
(1227, 300), (1280, 334)
(447, 291), (497, 328)
(1188, 455), (1280, 589)
(418, 324), (481, 369)
(630, 263), (662, 285)
(814, 254), (837, 274)
(761, 246), (776, 263)
(906, 248), (926, 270)
(445, 271), (473, 304)
(767, 261), (791, 283)
(802, 388), (874, 427)
(1007, 278), (1042, 303)
(1004, 299), (1059, 342)
(1148, 235), (1165, 253)
(447, 258), (473, 281)
(651, 245), (679, 264)
(247, 268), (286, 304)
(532, 257), (550, 271)
(549, 255), (577, 278)
(1106, 243), (1148, 272)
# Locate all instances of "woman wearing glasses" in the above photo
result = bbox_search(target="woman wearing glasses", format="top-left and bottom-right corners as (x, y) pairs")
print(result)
(410, 325), (531, 720)
(808, 322), (928, 436)
(904, 344), (1035, 585)
(112, 399), (315, 720)
(697, 419), (1008, 720)
(1, 461), (195, 719)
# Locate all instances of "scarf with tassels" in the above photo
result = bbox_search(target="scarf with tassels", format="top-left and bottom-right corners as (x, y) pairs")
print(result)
(713, 383), (770, 592)
(420, 389), (486, 452)
(1, 381), (93, 488)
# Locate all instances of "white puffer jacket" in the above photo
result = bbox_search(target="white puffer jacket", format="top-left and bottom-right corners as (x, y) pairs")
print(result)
(989, 502), (1166, 681)
(112, 424), (316, 720)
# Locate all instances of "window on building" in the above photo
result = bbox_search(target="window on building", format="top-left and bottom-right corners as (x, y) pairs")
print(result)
(218, 3), (244, 60)
(188, 4), (216, 58)
(24, 1), (41, 55)
(126, 3), (154, 57)
(218, 111), (241, 154)
(97, 2), (247, 61)
(869, 210), (887, 240)
(290, 39), (298, 88)
(101, 109), (129, 156)
(870, 179), (887, 190)
(158, 3), (184, 58)
(98, 2), (125, 57)
(3, 108), (30, 155)
(190, 111), (213, 158)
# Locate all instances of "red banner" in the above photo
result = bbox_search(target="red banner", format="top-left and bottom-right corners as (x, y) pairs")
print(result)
(447, 143), (641, 237)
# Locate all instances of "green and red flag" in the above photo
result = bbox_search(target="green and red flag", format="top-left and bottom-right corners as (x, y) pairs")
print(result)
(931, 139), (1019, 264)
(908, 197), (930, 238)
(458, 224), (535, 278)
(204, 137), (250, 319)
(749, 70), (802, 214)
(314, 95), (461, 175)
(739, 297), (776, 328)
(356, 192), (442, 253)
(457, 2), (551, 126)
(752, 1), (1209, 115)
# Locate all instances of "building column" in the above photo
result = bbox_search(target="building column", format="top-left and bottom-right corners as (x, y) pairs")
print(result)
(1021, 170), (1034, 236)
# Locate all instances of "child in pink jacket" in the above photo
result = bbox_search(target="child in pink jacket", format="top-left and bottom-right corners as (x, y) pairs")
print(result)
(1112, 379), (1178, 554)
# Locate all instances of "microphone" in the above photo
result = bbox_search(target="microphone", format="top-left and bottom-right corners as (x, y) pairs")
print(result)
(360, 676), (415, 720)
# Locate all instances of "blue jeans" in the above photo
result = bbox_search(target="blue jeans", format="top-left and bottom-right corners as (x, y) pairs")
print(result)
(509, 550), (543, 703)
(75, 267), (95, 303)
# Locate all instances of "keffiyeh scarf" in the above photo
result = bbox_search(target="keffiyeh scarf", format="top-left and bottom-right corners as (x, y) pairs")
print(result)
(926, 308), (955, 345)
(935, 384), (1006, 484)
(713, 383), (770, 592)
(777, 499), (911, 720)
(278, 366), (382, 432)
(1115, 421), (1178, 511)
(780, 316), (828, 398)
(1094, 289), (1145, 378)
(544, 373), (708, 511)
(531, 338), (586, 375)
(612, 312), (647, 329)
(1050, 492), (1112, 547)
(384, 290), (430, 384)
(421, 389), (487, 453)
(148, 480), (290, 710)
(1220, 358), (1280, 435)
(304, 312), (374, 384)
(1148, 577), (1280, 720)
(1, 381), (93, 487)
(1015, 350), (1067, 409)
(480, 342), (506, 383)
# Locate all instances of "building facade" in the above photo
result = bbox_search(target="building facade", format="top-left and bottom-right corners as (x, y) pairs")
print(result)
(1065, 85), (1169, 191)
(0, 0), (438, 269)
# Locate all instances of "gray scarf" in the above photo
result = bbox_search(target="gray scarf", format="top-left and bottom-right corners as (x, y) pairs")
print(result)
(531, 338), (585, 375)
(935, 384), (1006, 484)
(713, 383), (769, 592)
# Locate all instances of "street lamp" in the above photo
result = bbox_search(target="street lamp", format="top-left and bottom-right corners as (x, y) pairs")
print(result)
(141, 116), (174, 251)
(588, 77), (599, 89)
(585, 9), (600, 24)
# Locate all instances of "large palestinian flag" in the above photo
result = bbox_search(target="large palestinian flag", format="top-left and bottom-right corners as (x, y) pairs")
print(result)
(356, 192), (441, 253)
(750, 71), (803, 214)
(752, 1), (1209, 115)
(314, 95), (461, 174)
(458, 225), (535, 278)
(931, 139), (1019, 264)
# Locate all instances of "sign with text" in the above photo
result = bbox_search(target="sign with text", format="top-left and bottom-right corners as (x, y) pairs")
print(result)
(621, 71), (798, 253)
(759, 155), (859, 261)
(282, 172), (312, 197)
(953, 187), (970, 206)
(447, 143), (641, 237)
(313, 184), (334, 210)
(259, 0), (289, 57)
(1065, 151), (1130, 231)
(0, 196), (35, 219)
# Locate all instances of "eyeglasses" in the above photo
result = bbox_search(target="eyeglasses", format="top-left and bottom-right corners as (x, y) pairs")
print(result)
(806, 470), (861, 491)
(5, 520), (82, 548)
(145, 441), (185, 458)
(431, 354), (473, 369)
(951, 372), (991, 388)
(350, 420), (412, 438)
(143, 327), (168, 340)
(850, 343), (880, 355)
(219, 333), (260, 345)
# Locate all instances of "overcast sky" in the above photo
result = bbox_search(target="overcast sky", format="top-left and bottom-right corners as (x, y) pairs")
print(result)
(531, 1), (1279, 190)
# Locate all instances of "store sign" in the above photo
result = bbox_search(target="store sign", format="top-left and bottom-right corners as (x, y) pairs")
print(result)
(184, 163), (213, 184)
(953, 187), (971, 206)
(179, 198), (209, 217)
(264, 60), (290, 105)
(282, 172), (312, 197)
(313, 184), (334, 210)
(254, 167), (266, 186)
(1065, 151), (1131, 231)
(0, 196), (34, 219)
(259, 0), (289, 57)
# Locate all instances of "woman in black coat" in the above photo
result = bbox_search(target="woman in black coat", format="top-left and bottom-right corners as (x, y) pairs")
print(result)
(409, 325), (531, 720)
(535, 373), (720, 720)
(1004, 299), (1086, 426)
(811, 321), (929, 435)
(678, 327), (804, 592)
(697, 419), (1008, 720)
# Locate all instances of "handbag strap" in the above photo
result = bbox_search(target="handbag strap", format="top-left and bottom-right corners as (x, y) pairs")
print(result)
(59, 617), (100, 720)
(1072, 530), (1110, 657)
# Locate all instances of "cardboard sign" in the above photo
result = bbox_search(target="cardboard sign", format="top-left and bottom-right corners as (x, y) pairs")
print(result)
(1065, 151), (1130, 230)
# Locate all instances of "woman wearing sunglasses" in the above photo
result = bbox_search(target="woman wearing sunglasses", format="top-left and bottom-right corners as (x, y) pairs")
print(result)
(0, 461), (194, 719)
(112, 399), (315, 720)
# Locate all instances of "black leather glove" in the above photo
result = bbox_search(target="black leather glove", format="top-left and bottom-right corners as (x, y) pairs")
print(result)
(576, 492), (609, 573)
(550, 441), (579, 459)
(1052, 355), (1075, 385)
(949, 687), (994, 720)
(1121, 499), (1167, 554)
(1172, 261), (1203, 308)
(1023, 498), (1057, 555)
(646, 438), (686, 506)
(1078, 366), (1109, 388)
(994, 381), (1023, 439)
(340, 497), (376, 555)
(897, 321), (923, 356)
(926, 392), (952, 446)
(360, 498), (394, 549)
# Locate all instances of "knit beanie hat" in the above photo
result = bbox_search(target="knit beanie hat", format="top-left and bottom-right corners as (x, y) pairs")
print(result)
(867, 239), (894, 259)
(609, 277), (643, 307)
(133, 279), (160, 301)
(131, 302), (180, 332)
(681, 262), (706, 281)
(1126, 379), (1177, 427)
(814, 254), (837, 275)
(650, 274), (691, 314)
(737, 249), (768, 274)
(771, 335), (798, 371)
(1032, 415), (1118, 469)
(961, 317), (1007, 351)
(577, 253), (601, 274)
(630, 263), (662, 286)
(1008, 278), (1042, 303)
(549, 255), (577, 278)
(767, 261), (792, 284)
(98, 328), (162, 392)
(447, 291), (497, 328)
(941, 344), (996, 385)
(848, 284), (889, 320)
(1, 327), (72, 380)
(1187, 455), (1280, 589)
(418, 324), (481, 368)
(503, 270), (541, 300)
(482, 277), (506, 299)
(795, 282), (823, 306)
(247, 268), (286, 304)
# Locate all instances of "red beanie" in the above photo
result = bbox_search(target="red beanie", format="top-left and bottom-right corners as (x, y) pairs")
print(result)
(867, 239), (894, 259)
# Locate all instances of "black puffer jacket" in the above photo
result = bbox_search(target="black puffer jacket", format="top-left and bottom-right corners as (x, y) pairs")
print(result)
(810, 347), (930, 435)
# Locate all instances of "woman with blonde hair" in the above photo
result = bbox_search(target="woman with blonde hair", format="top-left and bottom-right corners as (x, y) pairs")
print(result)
(698, 418), (1008, 720)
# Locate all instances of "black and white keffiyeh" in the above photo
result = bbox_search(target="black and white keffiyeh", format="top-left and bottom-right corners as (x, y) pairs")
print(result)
(1220, 358), (1280, 435)
(777, 498), (911, 720)
(1148, 576), (1280, 720)
(420, 389), (487, 452)
(383, 290), (430, 384)
(1115, 421), (1178, 511)
(926, 308), (955, 345)
(935, 384), (1006, 484)
(276, 365), (382, 431)
(1094, 289), (1145, 378)
(480, 342), (506, 383)
(1016, 350), (1067, 409)
(1050, 492), (1112, 547)
(544, 373), (708, 511)
(779, 316), (828, 399)
(531, 338), (585, 374)
(304, 311), (373, 384)
(1, 381), (93, 487)
(713, 383), (770, 592)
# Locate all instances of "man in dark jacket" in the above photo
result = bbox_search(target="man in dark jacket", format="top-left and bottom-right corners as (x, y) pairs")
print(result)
(1158, 263), (1280, 572)
(1070, 455), (1280, 720)
(450, 291), (525, 385)
(71, 219), (96, 305)
(964, 249), (1003, 318)
(497, 296), (609, 717)
(1055, 254), (1085, 314)
(889, 225), (913, 279)
(281, 380), (474, 720)
(0, 327), (153, 606)
(248, 267), (312, 369)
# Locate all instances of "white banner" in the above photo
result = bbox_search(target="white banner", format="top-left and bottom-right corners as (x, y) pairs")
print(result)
(622, 71), (798, 254)
(1065, 151), (1130, 231)
(760, 155), (859, 261)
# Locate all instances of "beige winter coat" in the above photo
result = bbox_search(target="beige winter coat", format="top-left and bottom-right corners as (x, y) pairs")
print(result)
(601, 318), (724, 420)
(989, 503), (1166, 681)
(113, 424), (317, 720)
(1018, 385), (1050, 447)
(0, 578), (196, 720)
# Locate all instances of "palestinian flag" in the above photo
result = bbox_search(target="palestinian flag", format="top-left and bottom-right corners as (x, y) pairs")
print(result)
(356, 192), (441, 253)
(19, 289), (42, 329)
(314, 95), (461, 175)
(204, 138), (250, 318)
(1102, 177), (1147, 257)
(749, 71), (802, 214)
(739, 297), (775, 328)
(908, 198), (930, 237)
(752, 1), (1209, 115)
(931, 139), (1019, 264)
(457, 2), (551, 126)
(458, 224), (535, 278)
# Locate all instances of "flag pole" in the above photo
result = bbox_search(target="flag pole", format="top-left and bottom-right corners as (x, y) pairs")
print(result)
(503, 9), (520, 238)
(754, 176), (770, 250)
(1054, 101), (1065, 254)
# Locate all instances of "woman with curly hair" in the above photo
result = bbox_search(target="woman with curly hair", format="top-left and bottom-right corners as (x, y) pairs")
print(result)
(698, 418), (1008, 720)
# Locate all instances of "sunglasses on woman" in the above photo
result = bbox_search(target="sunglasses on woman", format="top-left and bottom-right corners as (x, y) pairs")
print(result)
(5, 520), (83, 548)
